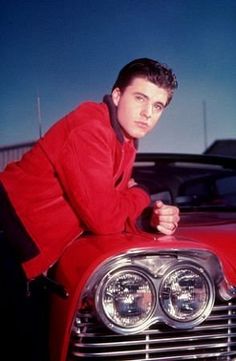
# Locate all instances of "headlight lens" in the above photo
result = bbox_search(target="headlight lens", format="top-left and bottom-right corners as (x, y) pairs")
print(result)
(95, 269), (156, 333)
(159, 264), (214, 327)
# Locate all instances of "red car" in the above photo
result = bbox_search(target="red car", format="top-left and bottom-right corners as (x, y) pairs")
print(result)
(48, 153), (236, 361)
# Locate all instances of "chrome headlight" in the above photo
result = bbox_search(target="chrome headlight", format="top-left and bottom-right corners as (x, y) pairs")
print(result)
(159, 263), (215, 329)
(95, 268), (156, 334)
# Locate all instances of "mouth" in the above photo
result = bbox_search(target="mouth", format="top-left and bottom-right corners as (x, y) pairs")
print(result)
(135, 121), (149, 130)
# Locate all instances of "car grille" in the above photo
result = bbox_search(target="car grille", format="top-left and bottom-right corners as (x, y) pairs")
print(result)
(67, 298), (236, 361)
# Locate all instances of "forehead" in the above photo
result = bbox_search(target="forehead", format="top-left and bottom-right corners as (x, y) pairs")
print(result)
(124, 77), (169, 103)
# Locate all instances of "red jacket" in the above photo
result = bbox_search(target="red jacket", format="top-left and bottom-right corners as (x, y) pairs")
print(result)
(0, 97), (150, 279)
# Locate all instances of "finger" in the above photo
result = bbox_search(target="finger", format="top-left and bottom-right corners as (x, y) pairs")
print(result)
(159, 221), (177, 230)
(154, 205), (179, 215)
(158, 214), (180, 223)
(157, 224), (177, 235)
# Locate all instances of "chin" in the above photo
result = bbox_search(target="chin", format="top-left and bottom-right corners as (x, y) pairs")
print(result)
(135, 131), (148, 139)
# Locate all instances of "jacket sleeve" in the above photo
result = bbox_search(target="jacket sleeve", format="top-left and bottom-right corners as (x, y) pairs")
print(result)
(56, 122), (151, 235)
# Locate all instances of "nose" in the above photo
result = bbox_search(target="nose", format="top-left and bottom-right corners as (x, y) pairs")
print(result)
(141, 102), (152, 119)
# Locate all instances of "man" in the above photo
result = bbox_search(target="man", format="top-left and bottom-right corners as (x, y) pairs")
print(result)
(0, 58), (179, 360)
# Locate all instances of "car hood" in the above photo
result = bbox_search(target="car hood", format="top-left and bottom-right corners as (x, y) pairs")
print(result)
(175, 211), (236, 285)
(57, 212), (236, 292)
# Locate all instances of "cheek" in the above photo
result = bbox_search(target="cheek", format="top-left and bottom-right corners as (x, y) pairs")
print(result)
(117, 102), (133, 124)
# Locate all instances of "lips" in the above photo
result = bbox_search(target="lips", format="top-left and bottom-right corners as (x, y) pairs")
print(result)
(135, 121), (149, 130)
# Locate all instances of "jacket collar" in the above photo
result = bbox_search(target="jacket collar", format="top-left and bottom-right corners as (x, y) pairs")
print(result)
(103, 95), (138, 149)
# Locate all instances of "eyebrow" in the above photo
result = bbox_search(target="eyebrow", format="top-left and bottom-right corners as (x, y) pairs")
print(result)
(134, 92), (166, 108)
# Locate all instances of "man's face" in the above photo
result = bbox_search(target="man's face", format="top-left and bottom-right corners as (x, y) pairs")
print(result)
(112, 77), (169, 139)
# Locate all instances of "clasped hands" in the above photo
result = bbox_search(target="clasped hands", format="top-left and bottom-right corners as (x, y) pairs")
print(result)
(128, 179), (180, 235)
(150, 200), (180, 235)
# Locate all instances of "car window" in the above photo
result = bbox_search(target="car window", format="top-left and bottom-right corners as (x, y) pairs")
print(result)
(133, 160), (236, 210)
(215, 175), (236, 206)
(151, 191), (172, 204)
(216, 175), (236, 194)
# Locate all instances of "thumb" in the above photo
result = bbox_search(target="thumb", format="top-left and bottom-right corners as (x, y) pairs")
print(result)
(155, 200), (164, 208)
(153, 200), (164, 214)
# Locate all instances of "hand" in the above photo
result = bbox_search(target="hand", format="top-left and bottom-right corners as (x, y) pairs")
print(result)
(128, 178), (138, 188)
(151, 200), (180, 235)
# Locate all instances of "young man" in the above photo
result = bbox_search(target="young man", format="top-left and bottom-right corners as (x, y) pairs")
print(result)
(0, 58), (179, 360)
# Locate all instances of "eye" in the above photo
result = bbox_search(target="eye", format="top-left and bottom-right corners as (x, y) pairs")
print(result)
(153, 103), (164, 112)
(135, 95), (145, 102)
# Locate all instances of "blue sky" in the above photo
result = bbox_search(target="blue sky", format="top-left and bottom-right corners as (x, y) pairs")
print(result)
(1, 0), (236, 153)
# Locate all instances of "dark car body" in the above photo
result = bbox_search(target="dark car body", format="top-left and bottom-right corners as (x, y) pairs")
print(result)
(48, 153), (236, 361)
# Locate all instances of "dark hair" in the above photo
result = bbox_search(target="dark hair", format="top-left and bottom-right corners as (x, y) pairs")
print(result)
(112, 58), (178, 106)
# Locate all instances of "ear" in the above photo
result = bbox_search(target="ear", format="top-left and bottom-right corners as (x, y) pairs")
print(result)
(111, 87), (121, 106)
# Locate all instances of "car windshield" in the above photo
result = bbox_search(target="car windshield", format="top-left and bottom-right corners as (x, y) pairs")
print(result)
(133, 155), (236, 211)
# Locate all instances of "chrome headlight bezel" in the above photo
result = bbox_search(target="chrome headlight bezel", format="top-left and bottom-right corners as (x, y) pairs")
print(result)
(95, 267), (156, 334)
(158, 262), (215, 329)
(86, 250), (220, 335)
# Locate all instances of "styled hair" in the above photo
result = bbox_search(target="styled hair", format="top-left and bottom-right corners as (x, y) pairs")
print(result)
(112, 58), (178, 106)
